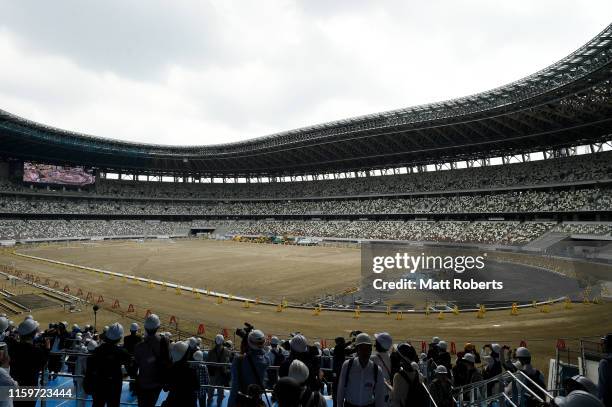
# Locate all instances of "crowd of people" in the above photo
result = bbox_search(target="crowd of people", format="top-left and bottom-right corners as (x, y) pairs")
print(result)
(1, 219), (611, 245)
(0, 187), (610, 216)
(1, 314), (610, 407)
(3, 150), (611, 200)
(0, 220), (191, 240)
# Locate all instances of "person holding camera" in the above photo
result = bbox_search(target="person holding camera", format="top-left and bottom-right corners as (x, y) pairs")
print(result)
(266, 336), (284, 388)
(228, 329), (271, 407)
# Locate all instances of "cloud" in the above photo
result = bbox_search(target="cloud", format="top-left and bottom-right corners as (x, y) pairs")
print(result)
(0, 0), (610, 145)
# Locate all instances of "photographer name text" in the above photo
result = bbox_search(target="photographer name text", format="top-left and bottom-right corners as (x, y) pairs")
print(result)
(372, 278), (503, 291)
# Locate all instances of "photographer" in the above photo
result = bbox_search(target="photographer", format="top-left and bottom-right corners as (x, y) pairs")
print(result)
(266, 336), (285, 387)
(228, 328), (270, 407)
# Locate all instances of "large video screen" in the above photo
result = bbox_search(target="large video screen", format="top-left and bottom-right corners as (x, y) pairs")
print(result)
(23, 162), (95, 186)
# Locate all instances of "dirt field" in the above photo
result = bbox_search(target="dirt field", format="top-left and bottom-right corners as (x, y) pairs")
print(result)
(1, 239), (610, 373)
(19, 239), (361, 304)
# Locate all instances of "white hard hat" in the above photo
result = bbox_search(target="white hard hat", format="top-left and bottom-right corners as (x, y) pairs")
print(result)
(188, 337), (198, 349)
(105, 323), (124, 341)
(144, 314), (161, 330)
(554, 390), (604, 407)
(0, 317), (9, 332)
(248, 329), (266, 350)
(374, 332), (393, 351)
(491, 343), (501, 354)
(130, 323), (139, 332)
(435, 365), (448, 374)
(288, 359), (309, 385)
(438, 341), (448, 351)
(290, 334), (308, 353)
(193, 350), (204, 361)
(432, 336), (440, 344)
(170, 341), (189, 362)
(87, 340), (98, 351)
(516, 347), (530, 358)
(355, 333), (372, 347)
(567, 375), (598, 397)
(215, 334), (225, 345)
(17, 318), (39, 336)
(72, 324), (80, 330)
(270, 336), (280, 346)
(463, 353), (476, 364)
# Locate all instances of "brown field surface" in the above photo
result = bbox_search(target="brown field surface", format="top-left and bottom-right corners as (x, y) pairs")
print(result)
(19, 239), (361, 303)
(0, 239), (610, 374)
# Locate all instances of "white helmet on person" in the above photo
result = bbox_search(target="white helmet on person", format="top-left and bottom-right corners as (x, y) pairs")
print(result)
(144, 314), (161, 330)
(17, 318), (39, 336)
(106, 323), (124, 341)
(355, 333), (372, 347)
(169, 341), (189, 362)
(215, 334), (225, 346)
(288, 359), (309, 385)
(554, 390), (604, 407)
(516, 347), (530, 358)
(374, 332), (393, 351)
(435, 365), (448, 374)
(86, 340), (98, 352)
(290, 334), (308, 353)
(248, 329), (266, 350)
(0, 317), (9, 333)
(463, 353), (476, 364)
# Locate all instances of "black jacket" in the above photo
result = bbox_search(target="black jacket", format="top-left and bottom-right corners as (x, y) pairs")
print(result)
(85, 342), (131, 393)
(164, 360), (199, 407)
(9, 341), (48, 386)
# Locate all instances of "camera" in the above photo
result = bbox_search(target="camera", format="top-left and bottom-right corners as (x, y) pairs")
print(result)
(235, 322), (255, 352)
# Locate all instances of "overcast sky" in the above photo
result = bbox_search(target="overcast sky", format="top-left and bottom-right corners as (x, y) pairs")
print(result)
(0, 1), (610, 146)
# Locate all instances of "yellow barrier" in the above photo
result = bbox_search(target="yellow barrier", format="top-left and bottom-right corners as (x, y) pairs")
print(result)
(510, 303), (519, 316)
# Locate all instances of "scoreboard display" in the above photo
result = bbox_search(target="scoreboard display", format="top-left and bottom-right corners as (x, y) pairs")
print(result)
(23, 162), (95, 186)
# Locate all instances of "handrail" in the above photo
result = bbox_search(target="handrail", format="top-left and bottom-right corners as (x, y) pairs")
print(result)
(421, 381), (438, 407)
(507, 371), (544, 403)
(517, 369), (554, 400)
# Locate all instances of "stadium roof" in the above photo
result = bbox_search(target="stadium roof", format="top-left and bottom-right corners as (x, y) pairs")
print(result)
(1, 24), (611, 177)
